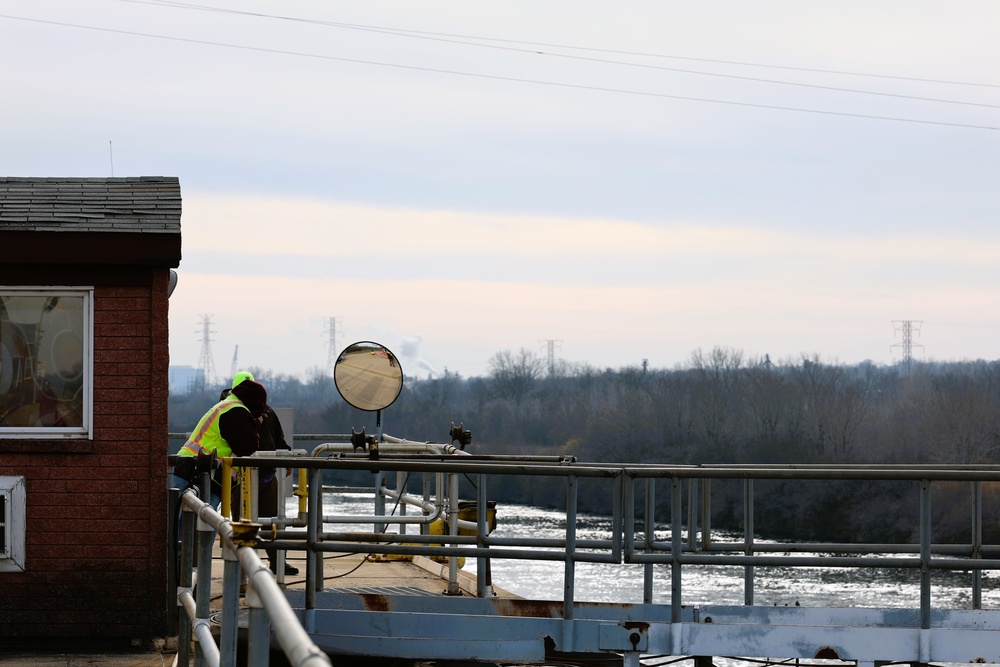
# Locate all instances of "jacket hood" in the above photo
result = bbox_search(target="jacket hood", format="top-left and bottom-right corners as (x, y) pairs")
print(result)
(231, 379), (267, 418)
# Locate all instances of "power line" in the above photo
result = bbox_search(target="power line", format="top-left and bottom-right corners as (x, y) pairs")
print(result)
(119, 1), (1000, 109)
(120, 1), (1000, 107)
(319, 24), (1000, 90)
(2, 13), (996, 131)
(190, 10), (1000, 109)
(122, 0), (1000, 89)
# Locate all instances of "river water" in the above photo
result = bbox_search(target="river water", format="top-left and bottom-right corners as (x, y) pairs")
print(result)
(316, 495), (1000, 611)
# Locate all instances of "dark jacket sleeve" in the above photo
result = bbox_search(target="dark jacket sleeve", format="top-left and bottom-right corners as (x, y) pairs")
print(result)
(218, 408), (260, 456)
(259, 406), (289, 452)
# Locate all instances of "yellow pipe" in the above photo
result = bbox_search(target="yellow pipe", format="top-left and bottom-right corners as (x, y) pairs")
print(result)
(241, 472), (252, 521)
(295, 467), (308, 515)
(221, 458), (232, 519)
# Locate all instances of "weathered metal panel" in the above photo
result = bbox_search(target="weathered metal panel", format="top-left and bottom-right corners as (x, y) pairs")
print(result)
(313, 634), (546, 662)
(290, 590), (1000, 665)
(203, 458), (1000, 665)
(300, 608), (553, 661)
(679, 622), (1000, 664)
(678, 622), (922, 662)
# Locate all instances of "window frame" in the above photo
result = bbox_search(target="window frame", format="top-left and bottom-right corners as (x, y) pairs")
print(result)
(0, 287), (94, 440)
(0, 476), (26, 572)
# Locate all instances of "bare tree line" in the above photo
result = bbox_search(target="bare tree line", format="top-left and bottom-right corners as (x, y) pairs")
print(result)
(168, 346), (1000, 542)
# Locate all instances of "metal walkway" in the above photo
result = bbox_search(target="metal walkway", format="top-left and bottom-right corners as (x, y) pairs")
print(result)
(171, 439), (1000, 667)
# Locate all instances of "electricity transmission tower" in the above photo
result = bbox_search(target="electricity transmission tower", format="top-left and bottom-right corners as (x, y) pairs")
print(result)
(197, 314), (218, 388)
(540, 339), (563, 377)
(324, 317), (342, 376)
(891, 320), (923, 373)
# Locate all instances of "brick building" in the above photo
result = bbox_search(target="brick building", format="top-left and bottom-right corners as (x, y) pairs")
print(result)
(0, 177), (181, 642)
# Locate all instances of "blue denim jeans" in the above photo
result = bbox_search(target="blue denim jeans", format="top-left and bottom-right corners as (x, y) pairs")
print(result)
(169, 472), (225, 560)
(170, 473), (222, 512)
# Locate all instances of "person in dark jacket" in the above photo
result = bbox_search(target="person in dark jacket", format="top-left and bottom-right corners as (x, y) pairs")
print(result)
(221, 371), (298, 575)
(169, 376), (266, 581)
(174, 375), (267, 514)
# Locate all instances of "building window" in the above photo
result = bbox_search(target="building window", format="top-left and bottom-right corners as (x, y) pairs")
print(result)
(0, 288), (92, 439)
(0, 476), (26, 572)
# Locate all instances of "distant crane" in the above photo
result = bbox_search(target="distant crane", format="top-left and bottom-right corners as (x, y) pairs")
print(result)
(230, 344), (239, 378)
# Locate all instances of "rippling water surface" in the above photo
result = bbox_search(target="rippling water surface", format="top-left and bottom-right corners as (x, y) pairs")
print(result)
(312, 495), (1000, 610)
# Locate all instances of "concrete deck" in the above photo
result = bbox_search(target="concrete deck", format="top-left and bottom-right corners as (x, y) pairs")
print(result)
(235, 551), (516, 600)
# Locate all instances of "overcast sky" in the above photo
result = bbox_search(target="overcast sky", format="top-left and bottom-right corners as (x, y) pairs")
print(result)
(3, 1), (998, 380)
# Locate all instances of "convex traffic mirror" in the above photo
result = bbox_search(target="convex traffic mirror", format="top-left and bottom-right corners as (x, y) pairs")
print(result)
(333, 341), (403, 412)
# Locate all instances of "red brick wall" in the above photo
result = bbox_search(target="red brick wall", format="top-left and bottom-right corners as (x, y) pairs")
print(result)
(0, 266), (170, 640)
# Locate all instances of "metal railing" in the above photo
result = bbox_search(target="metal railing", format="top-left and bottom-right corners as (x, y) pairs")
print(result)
(622, 464), (1000, 629)
(170, 434), (1000, 664)
(172, 475), (332, 667)
(217, 449), (1000, 625)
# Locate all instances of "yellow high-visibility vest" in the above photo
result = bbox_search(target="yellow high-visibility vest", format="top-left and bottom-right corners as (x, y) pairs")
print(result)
(179, 396), (249, 460)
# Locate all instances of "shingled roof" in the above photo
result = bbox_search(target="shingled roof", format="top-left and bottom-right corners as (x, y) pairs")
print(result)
(0, 177), (181, 233)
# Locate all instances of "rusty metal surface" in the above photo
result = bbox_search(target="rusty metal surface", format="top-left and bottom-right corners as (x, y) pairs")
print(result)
(289, 587), (1000, 665)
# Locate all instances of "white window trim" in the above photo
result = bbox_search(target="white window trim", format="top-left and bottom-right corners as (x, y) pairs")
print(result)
(0, 476), (26, 572)
(0, 287), (93, 440)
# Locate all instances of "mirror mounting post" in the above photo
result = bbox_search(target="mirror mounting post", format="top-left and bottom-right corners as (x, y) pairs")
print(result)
(369, 410), (381, 461)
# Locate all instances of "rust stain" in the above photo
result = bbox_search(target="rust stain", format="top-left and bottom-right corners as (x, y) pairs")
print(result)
(359, 593), (391, 612)
(491, 598), (563, 618)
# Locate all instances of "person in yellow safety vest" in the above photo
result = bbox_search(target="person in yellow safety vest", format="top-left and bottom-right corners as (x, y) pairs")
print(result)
(218, 371), (298, 575)
(173, 376), (268, 515)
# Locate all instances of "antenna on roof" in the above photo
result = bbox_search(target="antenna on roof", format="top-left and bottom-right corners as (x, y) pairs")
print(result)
(109, 141), (115, 177)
